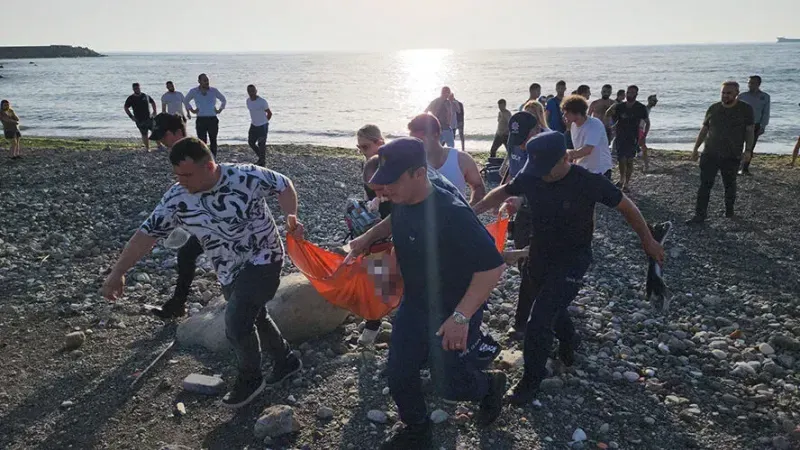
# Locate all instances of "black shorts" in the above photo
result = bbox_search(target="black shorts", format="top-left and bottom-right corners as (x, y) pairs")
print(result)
(615, 140), (638, 159)
(136, 119), (153, 134)
(4, 128), (21, 139)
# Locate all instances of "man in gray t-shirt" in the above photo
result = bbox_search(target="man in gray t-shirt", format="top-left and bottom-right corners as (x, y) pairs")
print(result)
(736, 75), (770, 175)
(161, 81), (189, 120)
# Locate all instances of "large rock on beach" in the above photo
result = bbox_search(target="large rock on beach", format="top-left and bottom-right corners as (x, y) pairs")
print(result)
(177, 273), (350, 351)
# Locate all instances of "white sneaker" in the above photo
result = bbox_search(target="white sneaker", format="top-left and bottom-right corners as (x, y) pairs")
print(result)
(358, 328), (380, 346)
(164, 227), (192, 249)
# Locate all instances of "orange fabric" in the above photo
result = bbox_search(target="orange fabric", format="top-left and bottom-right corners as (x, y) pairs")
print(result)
(285, 216), (510, 320)
(486, 215), (510, 253)
(286, 236), (401, 321)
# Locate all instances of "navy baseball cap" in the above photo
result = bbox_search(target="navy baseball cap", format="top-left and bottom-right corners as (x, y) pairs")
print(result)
(507, 111), (538, 148)
(520, 131), (567, 178)
(369, 137), (427, 185)
(149, 113), (184, 141)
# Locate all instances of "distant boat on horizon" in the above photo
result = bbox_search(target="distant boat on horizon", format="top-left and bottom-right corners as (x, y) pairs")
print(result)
(777, 37), (800, 43)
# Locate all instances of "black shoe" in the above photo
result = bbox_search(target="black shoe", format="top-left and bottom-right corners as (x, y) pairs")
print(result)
(256, 159), (266, 167)
(380, 421), (432, 450)
(265, 351), (303, 387)
(475, 371), (507, 426)
(685, 215), (705, 226)
(222, 375), (266, 409)
(507, 376), (539, 406)
(151, 297), (187, 319)
(507, 326), (525, 341)
(738, 169), (751, 176)
(558, 334), (582, 367)
(725, 208), (735, 218)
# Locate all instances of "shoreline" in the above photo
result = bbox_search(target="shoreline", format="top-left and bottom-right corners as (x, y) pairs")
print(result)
(7, 136), (798, 162)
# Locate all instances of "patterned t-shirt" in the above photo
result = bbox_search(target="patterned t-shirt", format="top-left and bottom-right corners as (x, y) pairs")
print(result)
(140, 164), (289, 285)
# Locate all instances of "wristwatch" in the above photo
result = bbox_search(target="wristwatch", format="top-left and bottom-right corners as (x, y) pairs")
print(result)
(451, 311), (470, 325)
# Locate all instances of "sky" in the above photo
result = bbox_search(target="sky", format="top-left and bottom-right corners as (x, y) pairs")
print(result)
(2, 0), (799, 52)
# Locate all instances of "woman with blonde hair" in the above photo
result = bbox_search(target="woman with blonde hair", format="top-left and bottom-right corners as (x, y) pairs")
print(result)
(354, 124), (390, 345)
(522, 99), (547, 132)
(0, 100), (22, 159)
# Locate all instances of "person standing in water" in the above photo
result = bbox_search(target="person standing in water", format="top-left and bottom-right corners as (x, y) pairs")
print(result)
(0, 100), (22, 159)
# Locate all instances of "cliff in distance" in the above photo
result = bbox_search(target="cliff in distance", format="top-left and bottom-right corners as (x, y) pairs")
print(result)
(0, 45), (103, 59)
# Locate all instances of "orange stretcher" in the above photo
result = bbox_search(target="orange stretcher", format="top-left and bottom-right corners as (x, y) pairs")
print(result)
(285, 216), (509, 321)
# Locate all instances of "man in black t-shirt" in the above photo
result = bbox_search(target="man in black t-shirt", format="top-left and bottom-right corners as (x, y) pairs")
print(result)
(606, 85), (649, 192)
(124, 83), (157, 151)
(686, 81), (755, 224)
(474, 131), (663, 405)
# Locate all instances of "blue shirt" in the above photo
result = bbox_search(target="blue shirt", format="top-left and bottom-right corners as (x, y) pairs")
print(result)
(546, 97), (566, 132)
(507, 144), (528, 179)
(505, 165), (622, 254)
(391, 184), (504, 317)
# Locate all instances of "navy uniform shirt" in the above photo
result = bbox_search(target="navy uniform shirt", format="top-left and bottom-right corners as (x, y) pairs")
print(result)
(391, 184), (504, 318)
(505, 165), (623, 255)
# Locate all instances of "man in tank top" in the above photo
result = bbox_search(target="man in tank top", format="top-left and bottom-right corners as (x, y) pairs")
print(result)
(407, 113), (485, 205)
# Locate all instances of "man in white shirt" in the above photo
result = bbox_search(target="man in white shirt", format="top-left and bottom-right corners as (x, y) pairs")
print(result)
(562, 95), (613, 178)
(161, 81), (189, 120)
(184, 73), (227, 157)
(246, 84), (272, 167)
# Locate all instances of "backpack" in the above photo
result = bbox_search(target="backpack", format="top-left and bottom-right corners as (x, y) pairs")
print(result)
(344, 198), (381, 242)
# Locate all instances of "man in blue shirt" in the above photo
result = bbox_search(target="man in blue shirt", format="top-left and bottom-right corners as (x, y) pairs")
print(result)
(474, 131), (664, 404)
(546, 80), (567, 133)
(367, 137), (507, 449)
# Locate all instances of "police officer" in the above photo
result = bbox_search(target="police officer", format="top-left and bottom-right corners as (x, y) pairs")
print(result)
(474, 131), (663, 404)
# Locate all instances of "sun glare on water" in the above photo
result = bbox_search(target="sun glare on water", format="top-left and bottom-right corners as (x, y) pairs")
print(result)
(394, 48), (454, 111)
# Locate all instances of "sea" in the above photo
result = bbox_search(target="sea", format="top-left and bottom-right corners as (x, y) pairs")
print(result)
(1, 43), (798, 154)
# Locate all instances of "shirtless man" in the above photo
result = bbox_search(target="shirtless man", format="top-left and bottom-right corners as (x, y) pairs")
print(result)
(589, 84), (615, 141)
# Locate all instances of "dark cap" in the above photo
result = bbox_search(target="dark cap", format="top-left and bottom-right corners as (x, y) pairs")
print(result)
(369, 137), (427, 185)
(149, 113), (184, 141)
(507, 111), (538, 148)
(520, 131), (567, 178)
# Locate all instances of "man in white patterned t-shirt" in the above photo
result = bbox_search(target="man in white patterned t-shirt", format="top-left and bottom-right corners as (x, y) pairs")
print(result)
(102, 137), (305, 409)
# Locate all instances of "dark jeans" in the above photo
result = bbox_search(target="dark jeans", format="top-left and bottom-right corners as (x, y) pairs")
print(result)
(522, 249), (591, 382)
(741, 124), (761, 171)
(490, 133), (509, 158)
(174, 236), (204, 301)
(387, 304), (489, 425)
(248, 123), (269, 164)
(196, 116), (220, 157)
(174, 238), (289, 378)
(694, 152), (739, 218)
(221, 262), (291, 380)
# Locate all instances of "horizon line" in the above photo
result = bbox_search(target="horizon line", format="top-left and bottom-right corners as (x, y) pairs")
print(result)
(91, 40), (782, 54)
